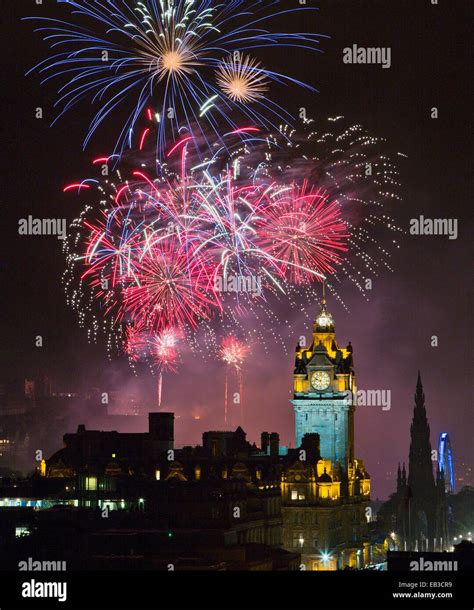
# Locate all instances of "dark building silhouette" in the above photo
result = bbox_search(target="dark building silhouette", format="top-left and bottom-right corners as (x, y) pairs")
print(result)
(0, 298), (372, 571)
(0, 415), (302, 570)
(380, 372), (448, 551)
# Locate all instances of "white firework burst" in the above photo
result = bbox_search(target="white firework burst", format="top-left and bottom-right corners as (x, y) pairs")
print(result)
(134, 0), (210, 81)
(216, 54), (269, 104)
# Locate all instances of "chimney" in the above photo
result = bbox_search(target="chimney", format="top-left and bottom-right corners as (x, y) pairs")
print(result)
(269, 432), (279, 457)
(261, 432), (270, 454)
(148, 412), (174, 455)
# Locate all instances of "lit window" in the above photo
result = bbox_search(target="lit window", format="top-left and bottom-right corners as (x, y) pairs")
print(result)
(155, 469), (161, 481)
(85, 476), (97, 491)
(15, 527), (31, 538)
(292, 533), (304, 548)
(111, 453), (116, 458)
(298, 493), (306, 500)
(291, 490), (298, 500)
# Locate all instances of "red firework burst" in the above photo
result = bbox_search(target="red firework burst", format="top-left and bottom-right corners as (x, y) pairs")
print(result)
(149, 328), (182, 373)
(124, 325), (149, 362)
(123, 234), (220, 333)
(255, 181), (349, 284)
(219, 336), (250, 371)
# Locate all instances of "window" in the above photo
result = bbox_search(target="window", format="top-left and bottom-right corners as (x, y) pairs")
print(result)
(293, 533), (304, 548)
(155, 469), (161, 481)
(15, 527), (31, 538)
(291, 489), (306, 501)
(85, 476), (97, 491)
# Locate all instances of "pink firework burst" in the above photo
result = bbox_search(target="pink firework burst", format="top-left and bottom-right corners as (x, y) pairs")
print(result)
(219, 335), (251, 426)
(149, 328), (182, 373)
(255, 181), (349, 284)
(124, 324), (148, 362)
(219, 336), (250, 372)
(123, 234), (220, 333)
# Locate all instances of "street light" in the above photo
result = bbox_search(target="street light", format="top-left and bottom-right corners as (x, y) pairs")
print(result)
(321, 552), (331, 565)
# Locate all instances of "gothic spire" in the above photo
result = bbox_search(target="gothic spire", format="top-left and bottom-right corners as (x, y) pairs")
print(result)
(408, 371), (435, 501)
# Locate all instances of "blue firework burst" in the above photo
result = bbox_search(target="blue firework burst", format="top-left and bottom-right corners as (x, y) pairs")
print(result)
(25, 0), (328, 157)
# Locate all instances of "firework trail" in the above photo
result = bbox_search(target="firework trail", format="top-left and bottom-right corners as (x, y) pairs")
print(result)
(26, 0), (327, 157)
(149, 327), (181, 407)
(219, 335), (250, 425)
(124, 324), (181, 405)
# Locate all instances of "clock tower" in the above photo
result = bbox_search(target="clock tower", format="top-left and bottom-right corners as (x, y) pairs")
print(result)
(291, 295), (355, 470)
(283, 294), (371, 569)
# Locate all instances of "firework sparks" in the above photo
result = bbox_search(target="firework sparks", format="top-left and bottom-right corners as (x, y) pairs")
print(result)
(219, 335), (250, 425)
(149, 327), (181, 408)
(149, 327), (181, 373)
(124, 324), (148, 362)
(220, 335), (249, 371)
(255, 181), (349, 284)
(26, 0), (327, 156)
(62, 114), (403, 364)
(122, 233), (218, 332)
(216, 54), (269, 104)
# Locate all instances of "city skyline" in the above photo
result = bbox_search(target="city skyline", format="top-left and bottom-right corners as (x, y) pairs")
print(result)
(0, 2), (472, 608)
(1, 1), (472, 503)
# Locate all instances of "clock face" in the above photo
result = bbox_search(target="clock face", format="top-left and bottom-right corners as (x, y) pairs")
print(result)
(311, 371), (331, 391)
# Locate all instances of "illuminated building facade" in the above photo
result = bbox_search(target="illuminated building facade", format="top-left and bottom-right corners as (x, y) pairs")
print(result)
(284, 297), (371, 570)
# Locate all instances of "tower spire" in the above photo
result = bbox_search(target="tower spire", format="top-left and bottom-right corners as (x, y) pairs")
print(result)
(407, 371), (436, 550)
(313, 282), (334, 333)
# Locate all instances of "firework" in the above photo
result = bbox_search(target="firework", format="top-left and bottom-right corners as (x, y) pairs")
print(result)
(255, 181), (349, 285)
(216, 54), (269, 104)
(149, 327), (181, 407)
(26, 0), (327, 156)
(226, 114), (405, 307)
(150, 328), (180, 370)
(124, 324), (149, 362)
(219, 335), (249, 371)
(122, 233), (217, 332)
(192, 170), (290, 294)
(123, 323), (181, 406)
(62, 114), (403, 364)
(219, 335), (250, 425)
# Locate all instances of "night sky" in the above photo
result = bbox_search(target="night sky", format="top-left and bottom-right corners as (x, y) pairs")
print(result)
(1, 0), (472, 499)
